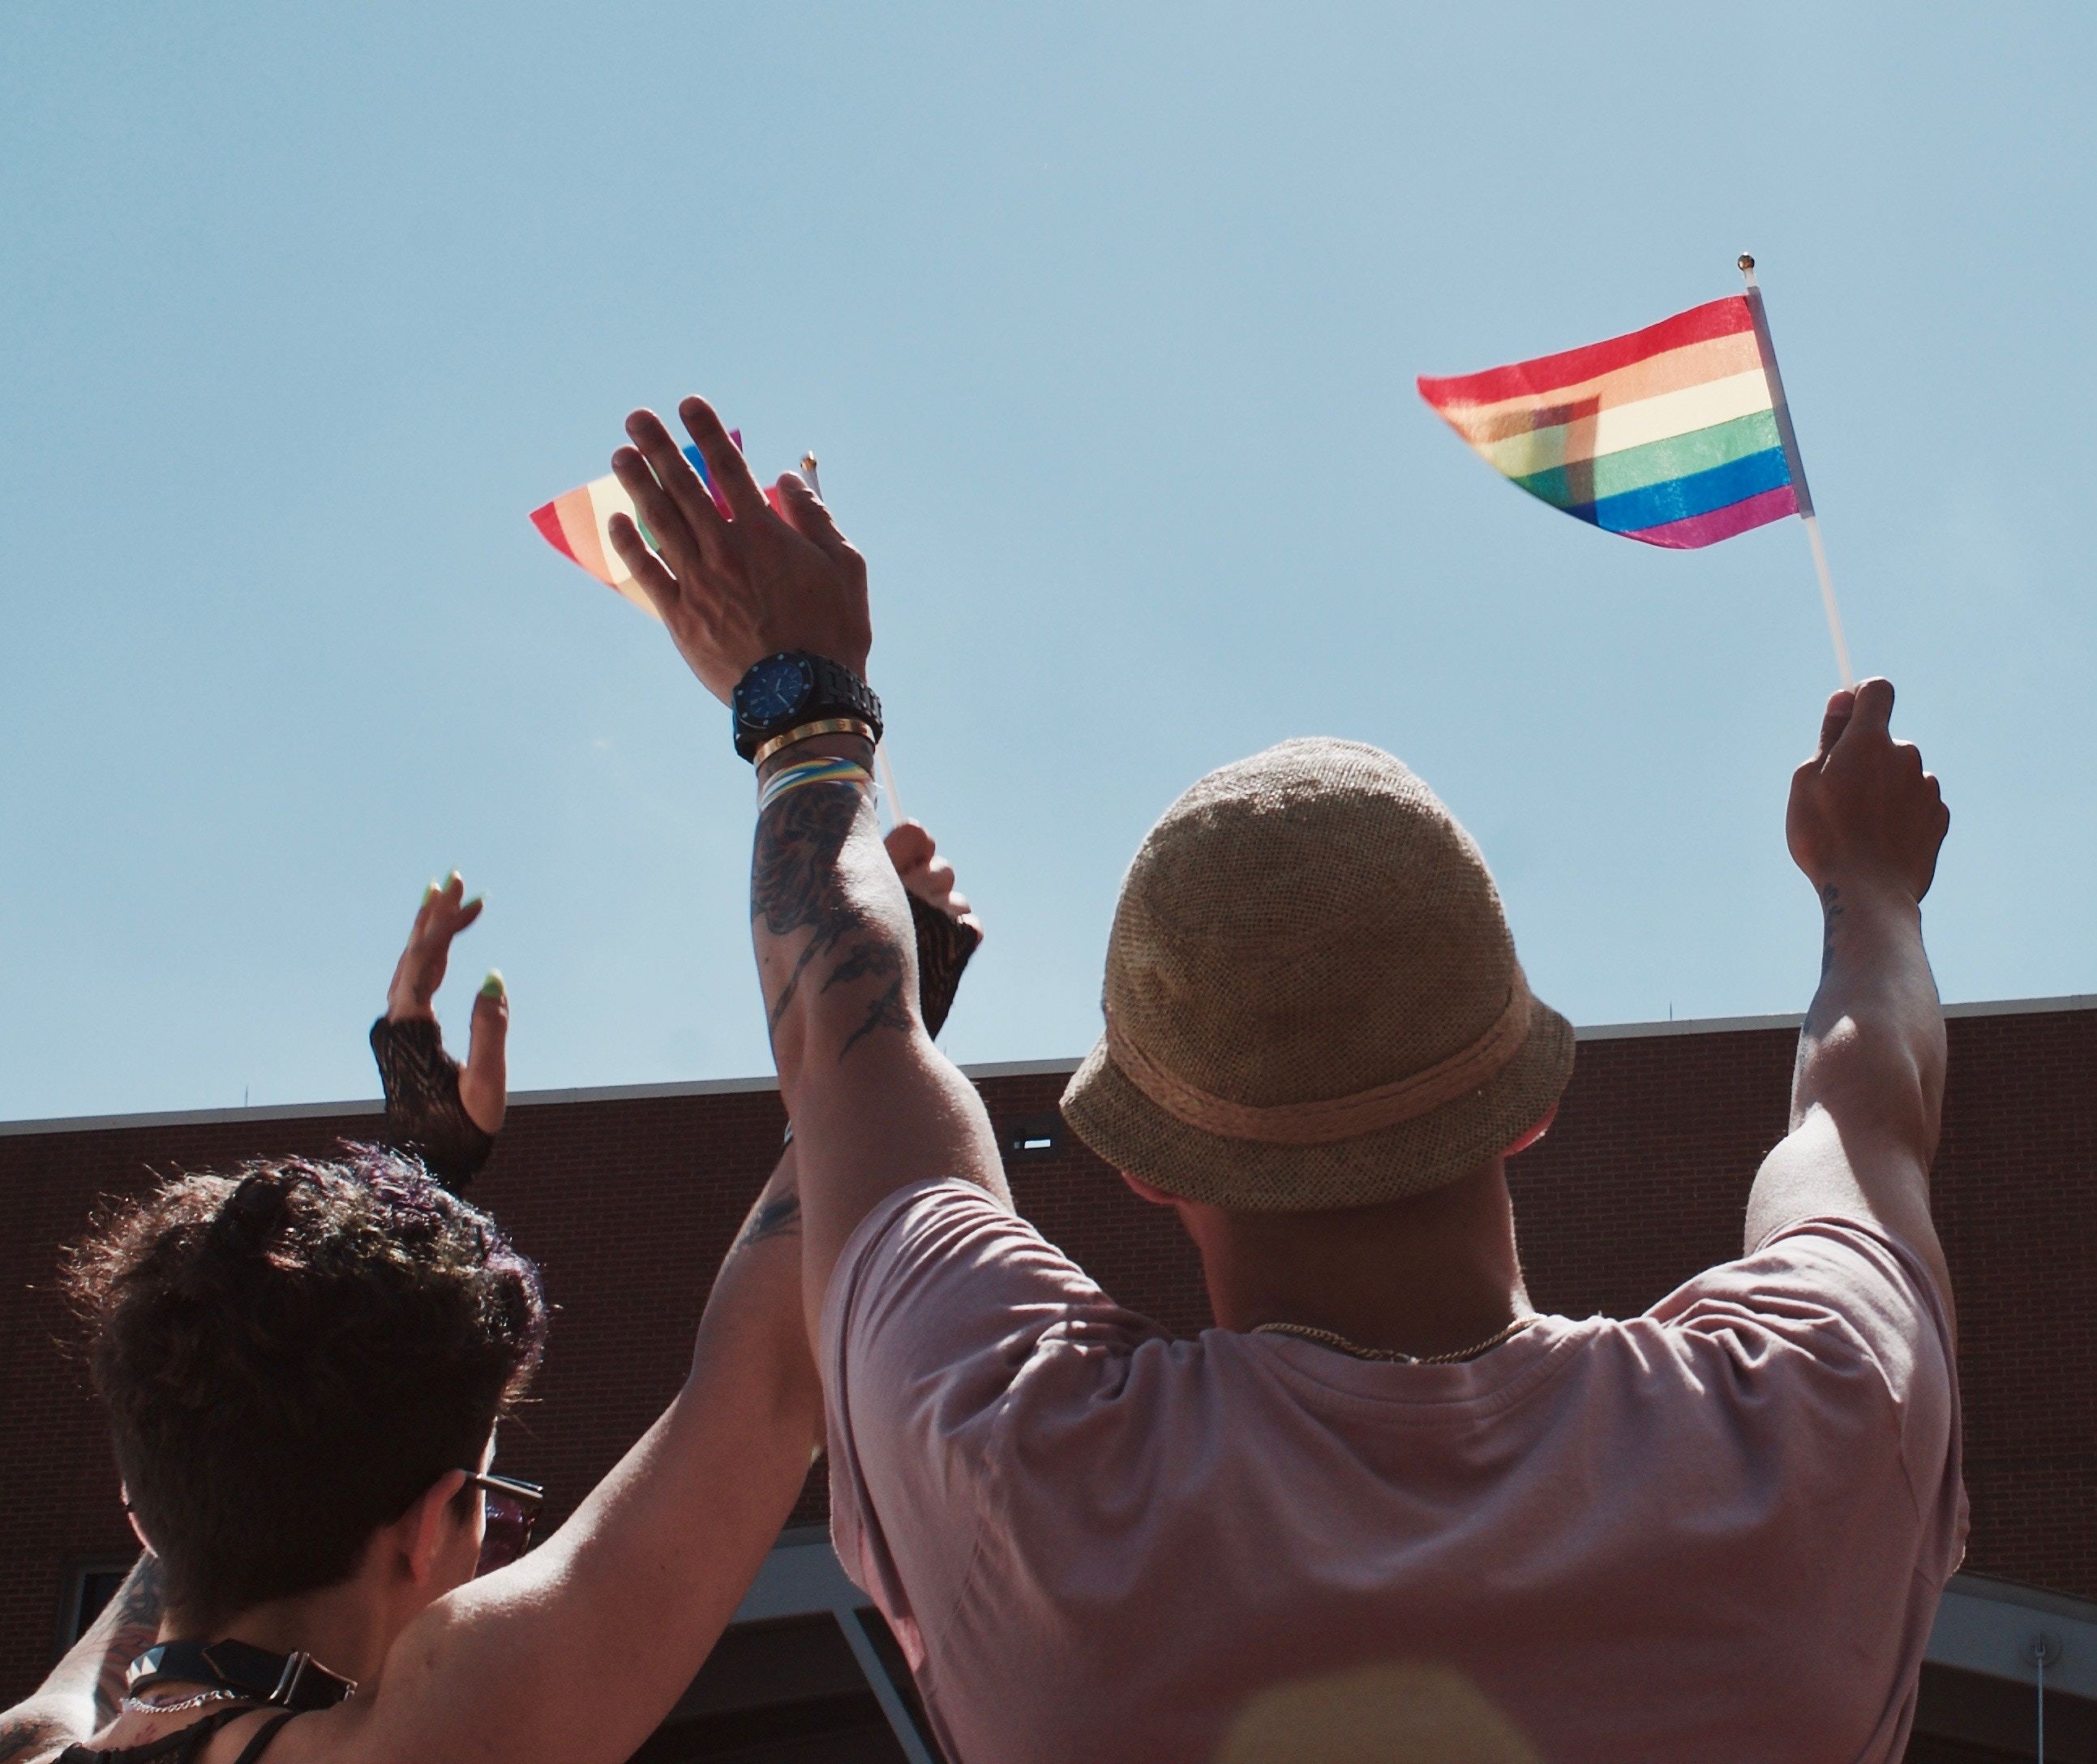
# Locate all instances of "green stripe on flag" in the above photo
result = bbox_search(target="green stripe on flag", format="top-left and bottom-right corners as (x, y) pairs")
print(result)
(1513, 410), (1782, 509)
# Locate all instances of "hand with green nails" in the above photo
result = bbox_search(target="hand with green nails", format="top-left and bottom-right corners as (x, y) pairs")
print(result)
(373, 870), (508, 1185)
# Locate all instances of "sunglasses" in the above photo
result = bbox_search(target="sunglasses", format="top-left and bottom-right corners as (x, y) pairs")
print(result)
(463, 1470), (544, 1575)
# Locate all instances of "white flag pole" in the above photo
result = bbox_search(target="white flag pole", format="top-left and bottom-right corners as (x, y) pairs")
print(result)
(801, 450), (906, 826)
(1738, 255), (1855, 688)
(873, 742), (905, 827)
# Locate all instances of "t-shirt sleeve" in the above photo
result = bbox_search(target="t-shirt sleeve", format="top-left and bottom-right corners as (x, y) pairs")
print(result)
(1650, 1217), (1966, 1577)
(820, 1178), (1164, 1666)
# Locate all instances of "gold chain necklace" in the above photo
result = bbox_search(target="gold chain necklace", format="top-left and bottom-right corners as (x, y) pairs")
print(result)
(1251, 1313), (1537, 1365)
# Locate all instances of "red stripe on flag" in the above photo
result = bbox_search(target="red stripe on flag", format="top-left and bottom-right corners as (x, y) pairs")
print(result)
(1419, 297), (1756, 410)
(529, 501), (578, 563)
(1623, 483), (1797, 550)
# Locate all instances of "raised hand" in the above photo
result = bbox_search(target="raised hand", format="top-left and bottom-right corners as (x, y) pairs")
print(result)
(607, 398), (872, 704)
(373, 871), (508, 1184)
(1786, 678), (1949, 904)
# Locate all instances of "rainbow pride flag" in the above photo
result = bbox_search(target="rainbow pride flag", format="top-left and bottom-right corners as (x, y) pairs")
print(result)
(1417, 298), (1805, 549)
(529, 431), (739, 620)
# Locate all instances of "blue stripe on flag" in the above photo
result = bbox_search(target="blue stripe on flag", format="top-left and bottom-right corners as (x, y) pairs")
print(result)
(1567, 446), (1792, 534)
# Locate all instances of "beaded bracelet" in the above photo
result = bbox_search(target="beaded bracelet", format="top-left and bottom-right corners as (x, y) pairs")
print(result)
(756, 757), (875, 815)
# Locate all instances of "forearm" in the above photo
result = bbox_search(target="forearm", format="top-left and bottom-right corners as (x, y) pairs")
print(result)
(1791, 874), (1945, 1152)
(366, 1156), (818, 1764)
(748, 751), (1010, 1335)
(750, 752), (920, 1088)
(1746, 874), (1949, 1287)
(0, 1552), (162, 1760)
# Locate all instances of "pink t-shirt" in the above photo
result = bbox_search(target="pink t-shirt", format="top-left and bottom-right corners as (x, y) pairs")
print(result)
(824, 1181), (1966, 1764)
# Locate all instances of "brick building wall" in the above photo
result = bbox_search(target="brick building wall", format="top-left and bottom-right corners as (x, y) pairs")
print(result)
(1, 1001), (2091, 1703)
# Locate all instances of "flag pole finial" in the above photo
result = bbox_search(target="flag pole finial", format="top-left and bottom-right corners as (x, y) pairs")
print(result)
(1737, 253), (1755, 272)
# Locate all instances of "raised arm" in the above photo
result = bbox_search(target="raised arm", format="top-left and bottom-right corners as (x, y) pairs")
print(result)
(606, 397), (1009, 1341)
(350, 1144), (820, 1764)
(344, 828), (983, 1764)
(0, 1552), (163, 1763)
(370, 870), (508, 1186)
(1744, 679), (1953, 1303)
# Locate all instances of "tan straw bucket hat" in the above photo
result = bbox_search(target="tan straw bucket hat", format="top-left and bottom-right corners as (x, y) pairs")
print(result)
(1061, 738), (1575, 1210)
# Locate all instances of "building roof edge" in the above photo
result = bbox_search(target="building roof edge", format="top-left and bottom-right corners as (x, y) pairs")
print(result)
(4, 994), (2090, 1140)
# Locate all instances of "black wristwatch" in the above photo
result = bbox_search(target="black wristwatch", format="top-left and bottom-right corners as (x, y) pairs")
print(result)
(731, 651), (883, 762)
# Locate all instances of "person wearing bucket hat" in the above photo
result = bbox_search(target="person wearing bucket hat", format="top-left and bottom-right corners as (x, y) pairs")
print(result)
(609, 395), (1962, 1764)
(1060, 734), (1576, 1219)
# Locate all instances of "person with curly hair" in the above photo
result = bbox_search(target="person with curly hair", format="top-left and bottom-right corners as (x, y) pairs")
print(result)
(1, 832), (981, 1764)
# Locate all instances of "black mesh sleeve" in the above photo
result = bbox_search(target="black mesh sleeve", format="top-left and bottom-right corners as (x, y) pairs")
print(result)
(368, 1015), (495, 1188)
(909, 891), (984, 1041)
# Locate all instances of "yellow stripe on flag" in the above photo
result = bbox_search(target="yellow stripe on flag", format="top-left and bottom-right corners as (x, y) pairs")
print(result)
(1469, 369), (1776, 479)
(1439, 330), (1766, 446)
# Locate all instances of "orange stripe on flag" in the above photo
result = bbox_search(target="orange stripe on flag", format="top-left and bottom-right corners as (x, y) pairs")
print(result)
(554, 487), (615, 587)
(1430, 329), (1765, 448)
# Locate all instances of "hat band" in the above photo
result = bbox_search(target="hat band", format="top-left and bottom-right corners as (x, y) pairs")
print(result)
(1104, 980), (1534, 1147)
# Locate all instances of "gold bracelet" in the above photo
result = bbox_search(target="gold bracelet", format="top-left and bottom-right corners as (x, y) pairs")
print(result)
(751, 718), (877, 769)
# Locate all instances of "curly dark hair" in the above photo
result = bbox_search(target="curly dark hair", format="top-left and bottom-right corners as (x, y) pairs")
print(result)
(62, 1146), (548, 1629)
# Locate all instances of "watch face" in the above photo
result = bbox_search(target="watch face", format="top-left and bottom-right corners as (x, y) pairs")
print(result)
(743, 655), (813, 727)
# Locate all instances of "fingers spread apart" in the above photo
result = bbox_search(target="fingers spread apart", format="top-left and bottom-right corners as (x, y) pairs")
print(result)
(617, 410), (725, 560)
(680, 396), (767, 522)
(606, 510), (681, 616)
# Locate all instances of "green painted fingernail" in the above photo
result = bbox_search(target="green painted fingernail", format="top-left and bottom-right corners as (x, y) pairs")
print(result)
(480, 969), (506, 1001)
(423, 882), (440, 904)
(464, 893), (485, 912)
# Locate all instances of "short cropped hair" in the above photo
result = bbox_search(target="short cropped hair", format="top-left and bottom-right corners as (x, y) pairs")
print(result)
(63, 1148), (548, 1628)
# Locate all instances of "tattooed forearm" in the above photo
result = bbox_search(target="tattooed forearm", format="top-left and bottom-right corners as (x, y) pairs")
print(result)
(751, 779), (914, 1061)
(823, 940), (909, 1058)
(753, 783), (873, 1026)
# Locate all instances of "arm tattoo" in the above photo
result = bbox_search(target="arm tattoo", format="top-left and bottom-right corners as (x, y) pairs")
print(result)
(0, 1552), (164, 1760)
(0, 1715), (62, 1764)
(734, 1187), (803, 1252)
(1819, 884), (1846, 979)
(750, 783), (911, 1060)
(93, 1553), (165, 1723)
(826, 942), (910, 1058)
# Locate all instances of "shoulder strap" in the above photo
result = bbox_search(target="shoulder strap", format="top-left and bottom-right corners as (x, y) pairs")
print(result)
(52, 1710), (251, 1762)
(227, 1714), (297, 1764)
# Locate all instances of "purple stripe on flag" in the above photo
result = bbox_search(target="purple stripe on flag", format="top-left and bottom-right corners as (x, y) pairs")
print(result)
(1623, 484), (1799, 551)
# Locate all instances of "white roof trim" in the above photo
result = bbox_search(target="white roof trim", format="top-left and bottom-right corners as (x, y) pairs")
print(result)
(1580, 993), (2097, 1042)
(1930, 1570), (2097, 1694)
(3, 995), (2089, 1140)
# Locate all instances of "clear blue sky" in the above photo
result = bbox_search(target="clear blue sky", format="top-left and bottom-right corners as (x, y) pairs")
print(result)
(3, 3), (2092, 1121)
